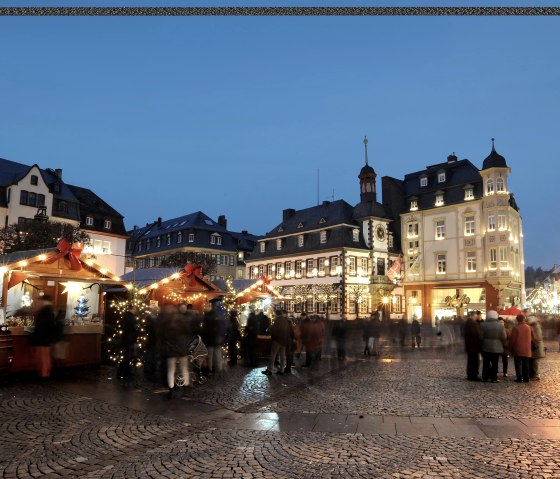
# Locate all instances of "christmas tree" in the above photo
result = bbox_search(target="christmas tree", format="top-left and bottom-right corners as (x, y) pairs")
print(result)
(74, 295), (90, 319)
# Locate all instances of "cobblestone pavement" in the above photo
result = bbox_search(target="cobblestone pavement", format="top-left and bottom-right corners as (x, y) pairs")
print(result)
(1, 342), (559, 478)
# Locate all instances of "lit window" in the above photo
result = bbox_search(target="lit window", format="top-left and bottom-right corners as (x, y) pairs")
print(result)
(320, 230), (327, 243)
(85, 216), (94, 226)
(177, 231), (182, 243)
(348, 256), (357, 275)
(103, 219), (111, 230)
(295, 260), (303, 277)
(420, 176), (428, 187)
(102, 241), (111, 254)
(487, 180), (494, 195)
(298, 235), (304, 247)
(489, 248), (497, 269)
(465, 216), (475, 236)
(166, 234), (171, 245)
(266, 264), (273, 278)
(361, 257), (368, 275)
(318, 258), (326, 275)
(156, 236), (161, 247)
(306, 259), (314, 275)
(260, 242), (265, 253)
(438, 172), (446, 183)
(284, 261), (292, 278)
(436, 254), (446, 274)
(496, 178), (505, 193)
(276, 262), (282, 279)
(435, 194), (444, 206)
(330, 256), (338, 275)
(488, 214), (496, 231)
(436, 220), (445, 240)
(466, 251), (476, 272)
(499, 246), (508, 269)
(352, 229), (360, 242)
(407, 222), (419, 238)
(410, 200), (418, 211)
(276, 239), (282, 251)
(188, 233), (194, 242)
(498, 214), (507, 231)
(408, 240), (419, 254)
(464, 188), (474, 200)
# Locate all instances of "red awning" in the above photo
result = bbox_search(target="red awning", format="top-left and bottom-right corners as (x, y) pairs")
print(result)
(498, 306), (524, 316)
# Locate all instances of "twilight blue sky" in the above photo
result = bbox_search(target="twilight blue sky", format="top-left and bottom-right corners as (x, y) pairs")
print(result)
(1, 6), (559, 269)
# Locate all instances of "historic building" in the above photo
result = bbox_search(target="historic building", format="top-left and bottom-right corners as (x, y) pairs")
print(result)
(245, 138), (403, 320)
(391, 140), (525, 323)
(0, 158), (127, 276)
(126, 212), (259, 281)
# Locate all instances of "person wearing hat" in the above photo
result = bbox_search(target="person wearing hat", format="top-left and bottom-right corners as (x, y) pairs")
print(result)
(479, 310), (506, 383)
(528, 316), (545, 380)
(201, 296), (227, 374)
(262, 309), (294, 376)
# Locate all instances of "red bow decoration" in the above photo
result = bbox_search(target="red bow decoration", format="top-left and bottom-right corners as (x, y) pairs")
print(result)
(184, 263), (202, 286)
(258, 275), (271, 292)
(43, 238), (83, 271)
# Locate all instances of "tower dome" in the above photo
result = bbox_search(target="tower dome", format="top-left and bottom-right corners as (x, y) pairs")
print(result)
(358, 136), (377, 202)
(482, 138), (508, 169)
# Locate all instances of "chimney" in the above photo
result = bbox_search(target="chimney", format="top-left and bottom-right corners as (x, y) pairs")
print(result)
(157, 217), (162, 227)
(54, 168), (62, 179)
(322, 200), (330, 207)
(133, 225), (138, 230)
(241, 230), (248, 234)
(447, 153), (457, 163)
(283, 208), (296, 221)
(217, 215), (227, 229)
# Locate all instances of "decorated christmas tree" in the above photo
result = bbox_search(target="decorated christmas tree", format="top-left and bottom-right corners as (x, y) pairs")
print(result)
(74, 295), (90, 319)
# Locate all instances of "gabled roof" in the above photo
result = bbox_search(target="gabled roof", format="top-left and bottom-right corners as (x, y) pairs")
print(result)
(121, 267), (222, 293)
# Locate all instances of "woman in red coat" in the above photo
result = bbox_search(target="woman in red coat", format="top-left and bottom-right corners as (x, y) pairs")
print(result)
(508, 314), (534, 383)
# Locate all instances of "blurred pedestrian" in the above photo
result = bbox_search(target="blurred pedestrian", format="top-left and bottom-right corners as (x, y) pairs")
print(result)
(480, 310), (506, 383)
(227, 310), (241, 366)
(528, 316), (545, 380)
(411, 316), (421, 349)
(262, 309), (294, 375)
(464, 310), (482, 381)
(31, 295), (57, 379)
(116, 304), (138, 381)
(244, 306), (259, 367)
(331, 314), (347, 359)
(499, 317), (511, 378)
(509, 314), (534, 383)
(201, 297), (228, 374)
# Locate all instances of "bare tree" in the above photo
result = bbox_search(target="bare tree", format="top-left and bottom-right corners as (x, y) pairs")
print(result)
(157, 252), (217, 277)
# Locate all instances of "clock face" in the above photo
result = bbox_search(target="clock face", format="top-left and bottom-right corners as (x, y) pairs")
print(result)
(376, 225), (386, 241)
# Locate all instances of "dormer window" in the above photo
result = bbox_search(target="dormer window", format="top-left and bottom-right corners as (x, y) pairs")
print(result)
(420, 176), (428, 187)
(496, 177), (505, 193)
(435, 193), (444, 206)
(437, 172), (446, 183)
(103, 219), (111, 230)
(487, 179), (494, 195)
(188, 233), (194, 242)
(30, 175), (38, 185)
(260, 242), (265, 253)
(410, 199), (418, 211)
(352, 229), (360, 242)
(85, 216), (94, 226)
(320, 230), (327, 244)
(156, 236), (161, 248)
(276, 239), (282, 251)
(177, 231), (182, 243)
(298, 235), (304, 247)
(464, 188), (474, 200)
(210, 234), (222, 245)
(297, 222), (304, 229)
(166, 234), (171, 245)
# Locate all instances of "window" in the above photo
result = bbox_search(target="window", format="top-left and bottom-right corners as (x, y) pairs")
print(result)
(85, 216), (94, 226)
(276, 239), (282, 251)
(276, 262), (283, 279)
(496, 177), (505, 193)
(435, 193), (444, 206)
(376, 257), (385, 276)
(188, 233), (195, 242)
(436, 220), (445, 240)
(391, 295), (403, 313)
(498, 214), (507, 231)
(28, 192), (37, 207)
(298, 235), (304, 247)
(103, 219), (111, 230)
(436, 254), (446, 274)
(407, 222), (419, 238)
(488, 214), (496, 231)
(408, 240), (419, 254)
(499, 246), (508, 269)
(348, 256), (357, 275)
(465, 216), (475, 236)
(352, 229), (360, 242)
(306, 297), (314, 313)
(330, 256), (339, 275)
(318, 258), (326, 276)
(285, 261), (292, 278)
(102, 241), (111, 254)
(211, 234), (222, 245)
(146, 239), (151, 250)
(295, 260), (303, 277)
(94, 239), (102, 253)
(166, 234), (171, 245)
(258, 265), (264, 277)
(466, 251), (476, 272)
(438, 172), (446, 183)
(489, 248), (497, 269)
(464, 188), (474, 200)
(177, 231), (182, 243)
(137, 241), (142, 252)
(320, 230), (327, 244)
(306, 259), (314, 276)
(58, 201), (68, 213)
(30, 175), (38, 185)
(230, 255), (235, 266)
(420, 176), (428, 187)
(19, 190), (28, 205)
(156, 236), (161, 248)
(266, 264), (273, 278)
(37, 194), (45, 206)
(410, 200), (418, 211)
(260, 242), (265, 253)
(360, 257), (368, 276)
(487, 180), (494, 195)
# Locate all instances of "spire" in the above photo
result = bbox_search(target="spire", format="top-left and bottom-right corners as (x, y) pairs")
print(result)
(364, 136), (369, 166)
(491, 137), (495, 151)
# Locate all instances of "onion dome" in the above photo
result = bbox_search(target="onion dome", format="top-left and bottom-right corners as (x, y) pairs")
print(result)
(482, 138), (508, 169)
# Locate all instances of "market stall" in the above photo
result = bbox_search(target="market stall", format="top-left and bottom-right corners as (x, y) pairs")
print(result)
(0, 241), (124, 372)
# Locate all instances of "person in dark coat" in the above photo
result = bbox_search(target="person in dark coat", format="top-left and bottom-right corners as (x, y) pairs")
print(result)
(464, 310), (482, 381)
(158, 304), (192, 398)
(363, 317), (374, 356)
(398, 317), (408, 348)
(257, 310), (271, 335)
(227, 310), (241, 366)
(331, 315), (347, 359)
(117, 304), (138, 381)
(300, 315), (323, 367)
(262, 309), (295, 375)
(201, 297), (227, 373)
(31, 295), (57, 378)
(480, 310), (506, 382)
(411, 316), (422, 348)
(244, 308), (259, 367)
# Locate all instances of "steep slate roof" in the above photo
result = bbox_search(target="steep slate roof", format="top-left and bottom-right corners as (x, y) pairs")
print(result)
(249, 200), (370, 260)
(401, 158), (483, 211)
(66, 184), (127, 236)
(482, 144), (508, 170)
(127, 211), (259, 256)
